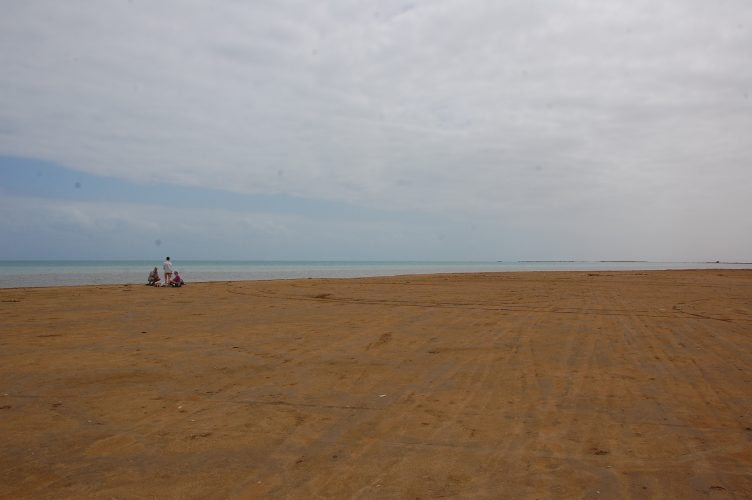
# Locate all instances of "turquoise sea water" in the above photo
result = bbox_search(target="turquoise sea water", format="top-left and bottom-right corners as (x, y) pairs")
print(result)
(0, 260), (750, 288)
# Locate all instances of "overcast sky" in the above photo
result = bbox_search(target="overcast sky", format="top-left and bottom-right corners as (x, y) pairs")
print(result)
(1, 0), (751, 261)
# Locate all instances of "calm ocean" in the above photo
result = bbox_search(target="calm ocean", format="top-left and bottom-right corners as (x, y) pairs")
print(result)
(0, 260), (749, 288)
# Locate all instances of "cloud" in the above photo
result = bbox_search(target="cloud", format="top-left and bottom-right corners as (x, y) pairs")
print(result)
(2, 187), (749, 262)
(1, 0), (751, 259)
(0, 193), (474, 260)
(0, 191), (310, 255)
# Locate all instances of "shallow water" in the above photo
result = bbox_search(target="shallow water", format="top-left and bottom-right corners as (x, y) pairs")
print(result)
(1, 260), (750, 288)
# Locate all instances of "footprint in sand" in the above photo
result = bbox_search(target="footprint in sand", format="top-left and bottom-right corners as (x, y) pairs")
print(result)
(366, 333), (392, 350)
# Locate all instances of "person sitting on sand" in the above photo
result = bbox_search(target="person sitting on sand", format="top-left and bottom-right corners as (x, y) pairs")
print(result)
(171, 271), (185, 287)
(147, 267), (161, 286)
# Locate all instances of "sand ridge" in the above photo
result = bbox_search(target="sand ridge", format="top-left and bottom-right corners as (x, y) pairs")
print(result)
(1, 270), (751, 498)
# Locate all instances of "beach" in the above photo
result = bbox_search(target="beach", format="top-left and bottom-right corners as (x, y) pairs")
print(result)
(1, 269), (751, 498)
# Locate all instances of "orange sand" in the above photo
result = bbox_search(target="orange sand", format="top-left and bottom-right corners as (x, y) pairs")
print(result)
(1, 270), (751, 498)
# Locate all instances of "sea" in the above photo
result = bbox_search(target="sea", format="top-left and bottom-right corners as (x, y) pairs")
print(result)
(0, 260), (750, 288)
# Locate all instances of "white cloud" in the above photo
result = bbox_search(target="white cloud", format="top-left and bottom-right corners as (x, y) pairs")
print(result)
(0, 194), (472, 260)
(1, 0), (751, 259)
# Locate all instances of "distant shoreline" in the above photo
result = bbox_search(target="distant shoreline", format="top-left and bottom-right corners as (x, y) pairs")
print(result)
(2, 265), (751, 290)
(515, 260), (752, 264)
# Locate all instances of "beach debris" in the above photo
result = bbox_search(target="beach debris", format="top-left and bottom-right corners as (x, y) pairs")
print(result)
(189, 432), (212, 439)
(378, 394), (387, 398)
(590, 448), (609, 455)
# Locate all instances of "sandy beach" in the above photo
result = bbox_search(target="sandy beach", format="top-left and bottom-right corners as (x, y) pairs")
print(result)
(1, 270), (751, 498)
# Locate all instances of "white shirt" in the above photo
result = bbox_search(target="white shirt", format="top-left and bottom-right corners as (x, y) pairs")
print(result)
(163, 260), (174, 273)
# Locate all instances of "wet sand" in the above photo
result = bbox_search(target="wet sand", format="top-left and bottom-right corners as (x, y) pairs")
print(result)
(1, 270), (751, 498)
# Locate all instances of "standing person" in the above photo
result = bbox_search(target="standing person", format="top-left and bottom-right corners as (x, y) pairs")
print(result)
(163, 256), (174, 286)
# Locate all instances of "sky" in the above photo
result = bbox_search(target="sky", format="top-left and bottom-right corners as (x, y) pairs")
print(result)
(1, 0), (751, 261)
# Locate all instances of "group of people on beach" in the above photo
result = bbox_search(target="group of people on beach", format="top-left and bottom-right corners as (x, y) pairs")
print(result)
(147, 257), (185, 287)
